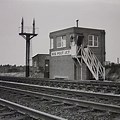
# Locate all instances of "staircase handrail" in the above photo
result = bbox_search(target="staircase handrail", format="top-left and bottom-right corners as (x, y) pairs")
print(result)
(81, 46), (98, 80)
(86, 46), (105, 79)
(81, 46), (105, 80)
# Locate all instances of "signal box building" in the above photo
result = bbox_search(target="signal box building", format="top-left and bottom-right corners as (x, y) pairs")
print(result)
(32, 54), (50, 78)
(49, 27), (105, 80)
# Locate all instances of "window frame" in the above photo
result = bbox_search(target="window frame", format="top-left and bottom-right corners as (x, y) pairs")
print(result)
(56, 36), (62, 48)
(50, 38), (54, 49)
(56, 35), (66, 48)
(88, 35), (98, 47)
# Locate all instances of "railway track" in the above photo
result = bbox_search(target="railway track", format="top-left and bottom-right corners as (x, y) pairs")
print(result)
(1, 84), (120, 113)
(0, 76), (120, 94)
(1, 76), (120, 119)
(0, 99), (36, 120)
(0, 81), (120, 119)
(0, 80), (120, 105)
(0, 98), (66, 120)
(0, 87), (120, 120)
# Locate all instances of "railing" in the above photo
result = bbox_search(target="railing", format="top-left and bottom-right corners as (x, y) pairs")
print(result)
(81, 46), (105, 80)
(71, 45), (105, 80)
(19, 26), (39, 34)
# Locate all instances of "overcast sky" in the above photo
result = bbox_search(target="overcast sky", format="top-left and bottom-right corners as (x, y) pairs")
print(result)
(0, 0), (120, 65)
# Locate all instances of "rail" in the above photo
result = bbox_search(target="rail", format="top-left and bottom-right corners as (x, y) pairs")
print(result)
(0, 76), (120, 93)
(0, 80), (120, 101)
(1, 85), (120, 114)
(0, 98), (66, 120)
(0, 76), (119, 85)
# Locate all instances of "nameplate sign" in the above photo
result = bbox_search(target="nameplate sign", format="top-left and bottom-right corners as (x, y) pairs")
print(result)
(51, 50), (71, 57)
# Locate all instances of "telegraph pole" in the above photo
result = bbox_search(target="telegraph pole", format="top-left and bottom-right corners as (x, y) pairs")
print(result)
(19, 18), (38, 77)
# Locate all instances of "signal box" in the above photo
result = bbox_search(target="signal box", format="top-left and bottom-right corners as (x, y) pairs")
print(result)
(49, 27), (105, 80)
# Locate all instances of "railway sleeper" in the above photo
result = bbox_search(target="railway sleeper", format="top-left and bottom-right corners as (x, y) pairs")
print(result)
(0, 111), (17, 118)
(114, 87), (120, 94)
(0, 107), (8, 112)
(8, 115), (30, 120)
(63, 105), (77, 110)
(51, 103), (64, 106)
(85, 86), (94, 91)
(93, 86), (101, 92)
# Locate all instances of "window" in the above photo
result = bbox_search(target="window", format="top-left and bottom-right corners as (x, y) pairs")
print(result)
(50, 38), (53, 49)
(88, 35), (98, 47)
(62, 35), (66, 47)
(57, 35), (66, 48)
(57, 37), (61, 48)
(94, 36), (98, 46)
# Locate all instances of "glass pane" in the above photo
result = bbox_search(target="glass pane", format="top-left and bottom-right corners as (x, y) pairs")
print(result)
(89, 35), (93, 40)
(88, 40), (93, 46)
(94, 36), (98, 40)
(94, 39), (98, 46)
(62, 35), (66, 40)
(57, 42), (61, 48)
(62, 39), (66, 47)
(50, 38), (53, 49)
(94, 36), (98, 47)
(57, 37), (61, 48)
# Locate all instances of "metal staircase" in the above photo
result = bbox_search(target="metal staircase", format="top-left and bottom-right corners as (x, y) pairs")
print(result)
(71, 45), (105, 80)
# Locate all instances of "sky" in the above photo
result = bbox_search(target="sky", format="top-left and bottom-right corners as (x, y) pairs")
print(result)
(0, 0), (120, 65)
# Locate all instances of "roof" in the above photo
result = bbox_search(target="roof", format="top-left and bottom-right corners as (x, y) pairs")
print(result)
(49, 26), (105, 35)
(32, 54), (50, 59)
